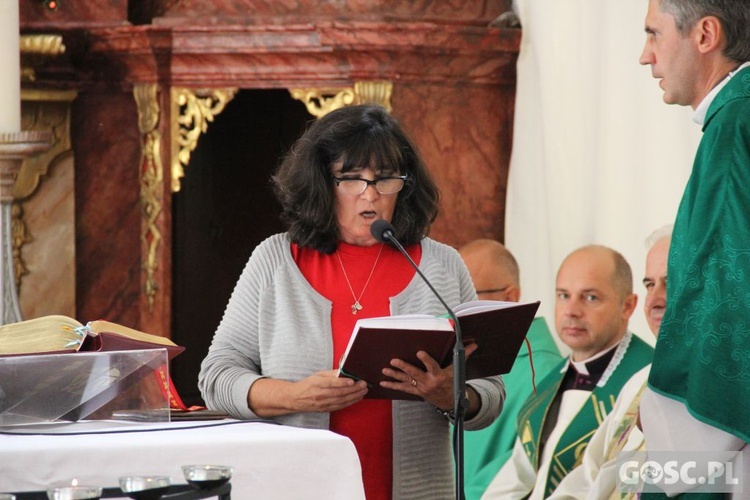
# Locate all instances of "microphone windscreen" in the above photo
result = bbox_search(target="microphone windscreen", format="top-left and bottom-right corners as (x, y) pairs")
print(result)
(370, 219), (394, 243)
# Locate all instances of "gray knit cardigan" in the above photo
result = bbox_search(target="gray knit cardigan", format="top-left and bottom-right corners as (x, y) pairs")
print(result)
(199, 233), (505, 499)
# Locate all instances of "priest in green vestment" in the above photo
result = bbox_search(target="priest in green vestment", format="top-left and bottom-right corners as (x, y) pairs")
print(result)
(548, 226), (671, 500)
(482, 245), (653, 499)
(638, 1), (750, 498)
(458, 239), (563, 500)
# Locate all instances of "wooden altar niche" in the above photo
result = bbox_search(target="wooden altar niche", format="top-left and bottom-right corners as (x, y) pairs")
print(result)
(20, 0), (520, 405)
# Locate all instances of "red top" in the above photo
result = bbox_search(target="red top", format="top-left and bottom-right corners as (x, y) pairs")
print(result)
(292, 240), (421, 500)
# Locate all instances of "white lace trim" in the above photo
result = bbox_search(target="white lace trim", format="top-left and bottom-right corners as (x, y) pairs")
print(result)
(596, 330), (633, 387)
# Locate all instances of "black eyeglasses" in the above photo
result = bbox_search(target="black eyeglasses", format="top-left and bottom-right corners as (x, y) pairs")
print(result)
(476, 286), (511, 295)
(330, 174), (407, 195)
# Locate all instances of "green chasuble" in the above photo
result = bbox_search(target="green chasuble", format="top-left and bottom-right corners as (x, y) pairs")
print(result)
(463, 317), (563, 500)
(518, 332), (653, 497)
(648, 66), (750, 444)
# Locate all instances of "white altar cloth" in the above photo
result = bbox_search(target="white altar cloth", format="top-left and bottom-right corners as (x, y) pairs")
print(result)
(0, 419), (365, 499)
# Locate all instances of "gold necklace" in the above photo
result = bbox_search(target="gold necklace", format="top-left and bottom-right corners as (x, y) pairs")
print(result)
(336, 244), (384, 314)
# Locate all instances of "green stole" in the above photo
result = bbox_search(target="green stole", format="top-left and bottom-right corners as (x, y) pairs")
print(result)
(648, 65), (750, 443)
(517, 332), (653, 497)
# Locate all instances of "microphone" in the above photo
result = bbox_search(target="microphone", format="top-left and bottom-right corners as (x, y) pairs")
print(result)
(370, 218), (395, 244)
(370, 221), (461, 343)
(370, 219), (468, 500)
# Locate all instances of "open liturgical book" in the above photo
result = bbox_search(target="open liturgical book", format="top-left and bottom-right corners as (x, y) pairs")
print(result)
(338, 300), (541, 400)
(0, 315), (215, 419)
(0, 314), (184, 359)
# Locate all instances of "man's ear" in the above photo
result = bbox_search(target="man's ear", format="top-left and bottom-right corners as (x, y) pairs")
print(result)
(694, 16), (725, 54)
(622, 293), (638, 320)
(505, 286), (521, 303)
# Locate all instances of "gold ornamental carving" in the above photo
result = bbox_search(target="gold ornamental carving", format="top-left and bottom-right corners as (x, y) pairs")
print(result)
(289, 88), (356, 118)
(353, 81), (393, 112)
(20, 34), (66, 55)
(20, 34), (66, 82)
(134, 84), (163, 312)
(171, 87), (237, 193)
(289, 81), (393, 118)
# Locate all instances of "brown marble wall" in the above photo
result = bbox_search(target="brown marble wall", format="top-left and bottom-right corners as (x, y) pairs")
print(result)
(394, 83), (514, 247)
(71, 91), (142, 327)
(150, 0), (511, 25)
(19, 0), (520, 344)
(21, 0), (128, 27)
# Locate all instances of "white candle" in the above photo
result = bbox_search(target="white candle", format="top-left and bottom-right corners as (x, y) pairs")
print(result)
(0, 0), (21, 134)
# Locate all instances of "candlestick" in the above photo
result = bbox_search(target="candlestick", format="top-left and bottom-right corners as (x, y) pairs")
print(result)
(0, 131), (51, 324)
(0, 0), (21, 133)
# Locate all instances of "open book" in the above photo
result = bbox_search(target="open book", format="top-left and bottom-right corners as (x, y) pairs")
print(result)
(0, 315), (192, 423)
(0, 315), (184, 359)
(338, 300), (540, 400)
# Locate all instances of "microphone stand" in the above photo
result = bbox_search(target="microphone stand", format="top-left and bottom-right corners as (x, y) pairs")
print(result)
(381, 231), (468, 500)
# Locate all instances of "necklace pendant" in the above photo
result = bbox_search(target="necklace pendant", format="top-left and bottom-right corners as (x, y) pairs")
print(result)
(351, 301), (363, 314)
(337, 245), (383, 316)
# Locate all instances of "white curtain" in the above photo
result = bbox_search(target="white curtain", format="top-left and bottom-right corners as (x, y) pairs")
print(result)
(505, 0), (702, 350)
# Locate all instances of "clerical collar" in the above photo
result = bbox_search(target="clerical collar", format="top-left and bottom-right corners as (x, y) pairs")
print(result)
(560, 341), (619, 392)
(569, 342), (619, 375)
(693, 61), (750, 126)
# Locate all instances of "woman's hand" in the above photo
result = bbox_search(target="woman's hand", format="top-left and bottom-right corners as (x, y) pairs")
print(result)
(290, 370), (369, 413)
(380, 343), (479, 412)
(248, 370), (368, 417)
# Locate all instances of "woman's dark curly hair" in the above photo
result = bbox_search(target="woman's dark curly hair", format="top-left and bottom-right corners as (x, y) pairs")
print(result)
(272, 104), (440, 254)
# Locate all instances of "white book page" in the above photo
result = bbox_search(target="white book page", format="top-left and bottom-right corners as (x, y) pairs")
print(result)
(352, 315), (450, 330)
(453, 300), (518, 316)
(338, 315), (452, 374)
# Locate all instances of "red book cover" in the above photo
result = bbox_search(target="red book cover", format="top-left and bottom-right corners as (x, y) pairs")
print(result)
(339, 300), (541, 400)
